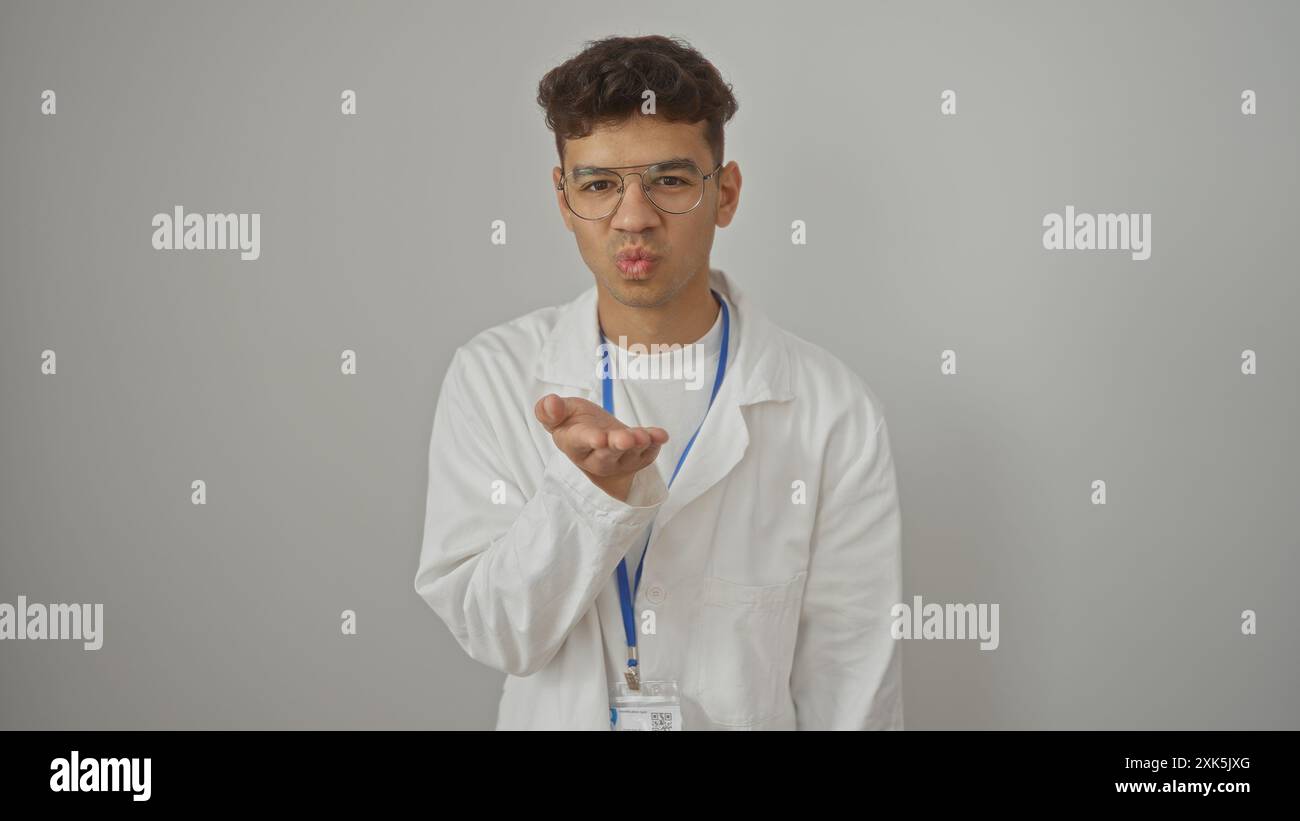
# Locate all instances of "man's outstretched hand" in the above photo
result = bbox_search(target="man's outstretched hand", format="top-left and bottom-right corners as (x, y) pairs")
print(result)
(534, 393), (668, 502)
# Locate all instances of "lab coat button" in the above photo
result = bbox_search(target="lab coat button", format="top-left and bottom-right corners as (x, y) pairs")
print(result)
(647, 585), (666, 604)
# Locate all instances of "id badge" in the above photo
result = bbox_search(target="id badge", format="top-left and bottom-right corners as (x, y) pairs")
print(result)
(609, 679), (683, 731)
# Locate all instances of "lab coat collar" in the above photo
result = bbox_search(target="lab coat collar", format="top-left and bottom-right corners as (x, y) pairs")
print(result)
(535, 267), (794, 406)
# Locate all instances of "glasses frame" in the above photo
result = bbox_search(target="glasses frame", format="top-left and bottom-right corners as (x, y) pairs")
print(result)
(556, 159), (724, 221)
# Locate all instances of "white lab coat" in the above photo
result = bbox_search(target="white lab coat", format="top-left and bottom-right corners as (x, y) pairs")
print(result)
(415, 268), (903, 730)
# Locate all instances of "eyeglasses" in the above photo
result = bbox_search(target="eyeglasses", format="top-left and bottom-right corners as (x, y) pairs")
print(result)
(556, 159), (724, 221)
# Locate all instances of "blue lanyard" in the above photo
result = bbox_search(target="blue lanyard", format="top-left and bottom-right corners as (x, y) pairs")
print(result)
(599, 288), (730, 686)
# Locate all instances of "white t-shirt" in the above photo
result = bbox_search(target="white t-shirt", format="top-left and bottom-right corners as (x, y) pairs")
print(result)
(598, 291), (734, 683)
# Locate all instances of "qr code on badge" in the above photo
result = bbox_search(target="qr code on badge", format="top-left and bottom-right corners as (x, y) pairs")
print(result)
(650, 711), (673, 731)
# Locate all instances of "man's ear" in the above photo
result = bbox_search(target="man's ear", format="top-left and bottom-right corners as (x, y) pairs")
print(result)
(553, 165), (575, 233)
(714, 160), (742, 228)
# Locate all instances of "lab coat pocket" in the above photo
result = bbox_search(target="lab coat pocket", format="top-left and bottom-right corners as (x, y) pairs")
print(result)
(696, 571), (807, 727)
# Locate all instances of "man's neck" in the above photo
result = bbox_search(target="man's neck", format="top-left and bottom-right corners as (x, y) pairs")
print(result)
(597, 271), (720, 349)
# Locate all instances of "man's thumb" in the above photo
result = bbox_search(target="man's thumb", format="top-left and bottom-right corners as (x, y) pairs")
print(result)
(536, 394), (565, 430)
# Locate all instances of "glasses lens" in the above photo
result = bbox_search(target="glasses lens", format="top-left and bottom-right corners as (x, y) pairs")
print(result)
(565, 169), (622, 219)
(644, 162), (704, 213)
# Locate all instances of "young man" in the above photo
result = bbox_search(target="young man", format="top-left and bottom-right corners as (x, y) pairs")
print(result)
(415, 35), (903, 730)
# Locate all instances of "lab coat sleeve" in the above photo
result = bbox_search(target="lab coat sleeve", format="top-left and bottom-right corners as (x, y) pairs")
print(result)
(790, 407), (904, 730)
(414, 347), (668, 678)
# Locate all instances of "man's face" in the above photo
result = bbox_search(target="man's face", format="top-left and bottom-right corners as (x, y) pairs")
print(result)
(552, 116), (740, 309)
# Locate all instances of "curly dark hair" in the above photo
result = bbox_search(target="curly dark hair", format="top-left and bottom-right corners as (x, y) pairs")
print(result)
(537, 35), (739, 169)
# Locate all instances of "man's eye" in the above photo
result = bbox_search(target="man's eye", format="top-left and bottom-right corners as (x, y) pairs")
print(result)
(656, 176), (688, 186)
(581, 181), (614, 192)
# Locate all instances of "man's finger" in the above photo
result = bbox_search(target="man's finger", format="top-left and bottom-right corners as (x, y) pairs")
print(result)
(587, 447), (623, 475)
(608, 427), (640, 452)
(579, 426), (607, 452)
(641, 427), (669, 445)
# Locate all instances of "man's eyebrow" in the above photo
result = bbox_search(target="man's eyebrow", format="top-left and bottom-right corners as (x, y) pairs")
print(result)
(569, 156), (699, 175)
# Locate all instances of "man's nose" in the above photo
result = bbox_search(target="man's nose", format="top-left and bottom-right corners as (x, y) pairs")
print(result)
(610, 173), (661, 230)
